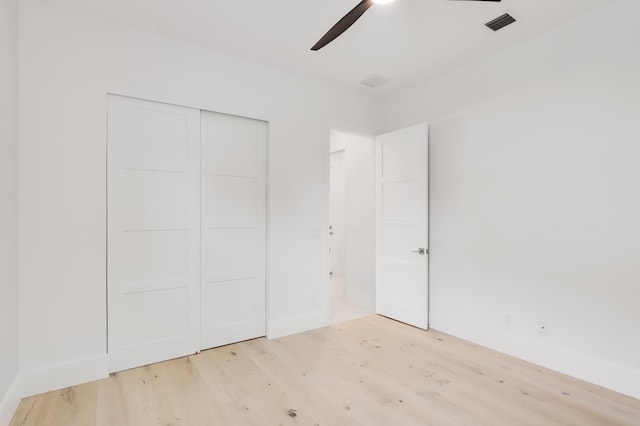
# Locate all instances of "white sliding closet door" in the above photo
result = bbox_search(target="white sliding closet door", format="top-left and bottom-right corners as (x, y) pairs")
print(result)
(200, 111), (267, 349)
(107, 95), (201, 372)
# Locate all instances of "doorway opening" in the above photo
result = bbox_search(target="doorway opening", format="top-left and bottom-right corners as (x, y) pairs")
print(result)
(329, 130), (376, 324)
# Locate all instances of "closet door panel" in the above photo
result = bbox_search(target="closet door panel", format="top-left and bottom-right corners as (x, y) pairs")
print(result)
(204, 122), (258, 177)
(119, 230), (188, 283)
(107, 95), (200, 373)
(119, 170), (189, 229)
(202, 278), (259, 338)
(205, 228), (257, 282)
(205, 175), (257, 228)
(201, 112), (267, 350)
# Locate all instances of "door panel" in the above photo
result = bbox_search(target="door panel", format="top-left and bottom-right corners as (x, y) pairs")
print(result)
(204, 122), (258, 177)
(108, 105), (190, 171)
(120, 288), (189, 346)
(381, 179), (423, 218)
(119, 170), (189, 229)
(118, 230), (188, 282)
(376, 123), (429, 329)
(203, 278), (259, 329)
(200, 111), (267, 350)
(107, 95), (201, 372)
(204, 228), (258, 282)
(205, 175), (258, 227)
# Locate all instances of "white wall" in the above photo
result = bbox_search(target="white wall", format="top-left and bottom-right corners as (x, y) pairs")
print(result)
(330, 131), (376, 309)
(384, 0), (640, 398)
(0, 0), (21, 422)
(18, 0), (382, 397)
(329, 150), (346, 277)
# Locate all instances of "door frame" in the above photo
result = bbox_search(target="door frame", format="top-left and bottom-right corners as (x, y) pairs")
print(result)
(325, 124), (430, 328)
(326, 128), (377, 322)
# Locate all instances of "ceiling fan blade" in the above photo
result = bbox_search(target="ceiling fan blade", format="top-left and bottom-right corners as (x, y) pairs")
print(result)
(311, 0), (373, 51)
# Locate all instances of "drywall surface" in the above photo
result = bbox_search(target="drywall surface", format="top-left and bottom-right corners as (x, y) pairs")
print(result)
(384, 0), (640, 398)
(329, 150), (346, 278)
(0, 0), (20, 422)
(330, 131), (376, 308)
(19, 0), (381, 396)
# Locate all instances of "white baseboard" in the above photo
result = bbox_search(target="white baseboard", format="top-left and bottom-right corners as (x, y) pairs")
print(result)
(343, 286), (375, 311)
(0, 376), (20, 426)
(18, 355), (109, 400)
(431, 314), (640, 400)
(267, 310), (329, 339)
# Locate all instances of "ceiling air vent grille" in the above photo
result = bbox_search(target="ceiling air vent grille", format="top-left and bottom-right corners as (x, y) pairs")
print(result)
(486, 13), (516, 32)
(360, 74), (391, 88)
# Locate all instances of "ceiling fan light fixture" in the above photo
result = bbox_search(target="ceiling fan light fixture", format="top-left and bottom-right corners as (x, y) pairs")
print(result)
(311, 0), (497, 51)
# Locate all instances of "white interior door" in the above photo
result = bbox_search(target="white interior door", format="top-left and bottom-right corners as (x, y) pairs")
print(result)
(107, 95), (201, 372)
(200, 111), (267, 350)
(375, 123), (429, 329)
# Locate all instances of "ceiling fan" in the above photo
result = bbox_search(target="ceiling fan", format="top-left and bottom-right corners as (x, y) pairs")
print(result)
(311, 0), (502, 51)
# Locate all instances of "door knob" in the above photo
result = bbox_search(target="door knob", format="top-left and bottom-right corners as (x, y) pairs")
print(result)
(411, 248), (427, 255)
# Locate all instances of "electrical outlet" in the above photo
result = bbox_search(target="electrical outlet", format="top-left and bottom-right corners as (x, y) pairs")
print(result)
(504, 315), (512, 326)
(539, 322), (549, 335)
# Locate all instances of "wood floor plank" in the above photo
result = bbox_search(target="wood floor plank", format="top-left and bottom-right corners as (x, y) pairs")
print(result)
(9, 392), (45, 426)
(10, 315), (640, 426)
(13, 382), (99, 426)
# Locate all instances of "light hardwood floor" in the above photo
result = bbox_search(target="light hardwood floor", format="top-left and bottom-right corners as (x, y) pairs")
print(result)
(11, 315), (640, 425)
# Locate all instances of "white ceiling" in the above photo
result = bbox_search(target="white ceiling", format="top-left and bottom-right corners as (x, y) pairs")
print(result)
(44, 0), (612, 96)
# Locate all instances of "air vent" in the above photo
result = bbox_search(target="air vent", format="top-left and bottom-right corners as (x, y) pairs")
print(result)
(486, 13), (516, 32)
(360, 74), (391, 88)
